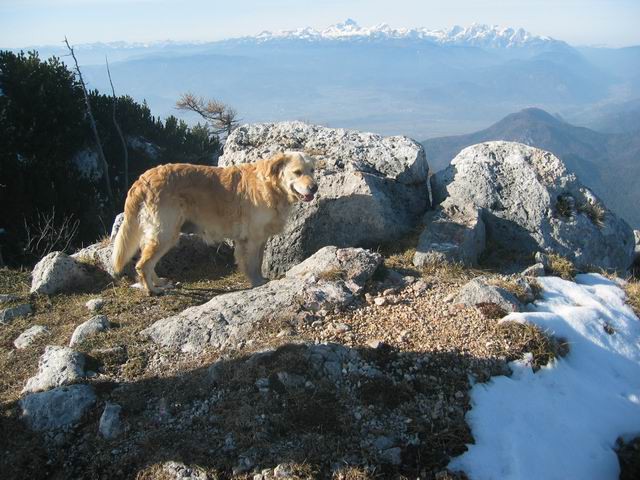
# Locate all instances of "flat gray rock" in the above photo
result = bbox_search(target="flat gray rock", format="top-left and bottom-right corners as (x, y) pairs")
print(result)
(14, 325), (49, 349)
(455, 278), (522, 313)
(141, 246), (381, 354)
(0, 303), (32, 325)
(98, 402), (124, 439)
(413, 199), (485, 267)
(30, 252), (93, 295)
(20, 384), (96, 432)
(0, 294), (20, 303)
(22, 346), (87, 393)
(432, 141), (635, 272)
(220, 122), (429, 277)
(69, 315), (110, 347)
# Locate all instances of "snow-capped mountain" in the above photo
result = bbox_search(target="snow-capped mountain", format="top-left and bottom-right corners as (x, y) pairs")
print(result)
(250, 19), (564, 48)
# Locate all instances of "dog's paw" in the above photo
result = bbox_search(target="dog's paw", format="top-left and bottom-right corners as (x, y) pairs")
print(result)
(250, 277), (268, 288)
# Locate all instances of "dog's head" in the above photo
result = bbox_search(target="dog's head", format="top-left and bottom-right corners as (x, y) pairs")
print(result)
(267, 151), (318, 203)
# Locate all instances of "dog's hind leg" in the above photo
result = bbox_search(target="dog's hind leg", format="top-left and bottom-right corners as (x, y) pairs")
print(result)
(136, 211), (181, 295)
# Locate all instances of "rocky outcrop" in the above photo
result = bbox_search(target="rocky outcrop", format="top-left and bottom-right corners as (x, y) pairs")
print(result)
(20, 384), (96, 432)
(413, 199), (485, 267)
(219, 122), (430, 277)
(634, 230), (640, 265)
(432, 142), (635, 272)
(141, 246), (382, 354)
(22, 346), (88, 393)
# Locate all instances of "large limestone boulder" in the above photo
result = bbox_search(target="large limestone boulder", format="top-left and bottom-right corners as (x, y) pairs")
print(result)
(432, 141), (635, 272)
(219, 121), (430, 277)
(141, 246), (382, 354)
(413, 199), (485, 267)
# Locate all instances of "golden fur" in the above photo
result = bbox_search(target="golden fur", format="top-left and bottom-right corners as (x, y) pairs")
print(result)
(112, 151), (317, 294)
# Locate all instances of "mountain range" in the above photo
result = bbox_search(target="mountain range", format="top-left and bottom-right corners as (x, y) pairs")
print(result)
(423, 107), (640, 228)
(10, 20), (639, 138)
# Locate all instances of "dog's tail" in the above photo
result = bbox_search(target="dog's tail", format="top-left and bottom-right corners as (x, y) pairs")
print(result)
(112, 187), (143, 275)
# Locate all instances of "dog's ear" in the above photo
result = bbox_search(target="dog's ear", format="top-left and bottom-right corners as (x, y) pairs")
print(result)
(266, 152), (288, 178)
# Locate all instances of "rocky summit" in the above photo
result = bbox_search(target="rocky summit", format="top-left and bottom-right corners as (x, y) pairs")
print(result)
(2, 125), (639, 480)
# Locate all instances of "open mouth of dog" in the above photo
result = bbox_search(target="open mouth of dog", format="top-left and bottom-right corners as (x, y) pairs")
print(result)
(292, 185), (315, 202)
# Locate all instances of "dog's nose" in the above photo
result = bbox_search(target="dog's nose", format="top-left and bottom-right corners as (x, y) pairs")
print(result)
(309, 184), (318, 194)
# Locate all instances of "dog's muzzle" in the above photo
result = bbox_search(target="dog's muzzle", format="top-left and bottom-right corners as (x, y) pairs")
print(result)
(294, 184), (318, 202)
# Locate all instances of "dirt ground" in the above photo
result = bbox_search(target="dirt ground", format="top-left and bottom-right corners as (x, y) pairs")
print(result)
(0, 247), (630, 480)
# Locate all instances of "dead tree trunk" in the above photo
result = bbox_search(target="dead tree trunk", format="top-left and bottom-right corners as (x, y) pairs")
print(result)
(64, 37), (114, 215)
(105, 56), (129, 195)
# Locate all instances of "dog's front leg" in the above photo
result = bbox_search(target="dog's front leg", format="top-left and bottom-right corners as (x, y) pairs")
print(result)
(236, 239), (267, 287)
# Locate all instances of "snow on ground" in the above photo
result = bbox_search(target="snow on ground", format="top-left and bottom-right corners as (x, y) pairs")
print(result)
(449, 274), (640, 480)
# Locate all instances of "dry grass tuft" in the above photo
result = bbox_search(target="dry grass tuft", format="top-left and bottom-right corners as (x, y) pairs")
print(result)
(625, 281), (640, 317)
(578, 201), (606, 228)
(498, 321), (569, 371)
(546, 253), (576, 280)
(317, 268), (347, 282)
(332, 466), (379, 480)
(476, 302), (507, 320)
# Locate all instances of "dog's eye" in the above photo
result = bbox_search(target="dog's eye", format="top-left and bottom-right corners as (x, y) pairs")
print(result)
(293, 170), (302, 176)
(310, 168), (315, 173)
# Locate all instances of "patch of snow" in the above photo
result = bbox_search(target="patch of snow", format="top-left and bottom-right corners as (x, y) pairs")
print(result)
(449, 273), (640, 479)
(250, 20), (561, 48)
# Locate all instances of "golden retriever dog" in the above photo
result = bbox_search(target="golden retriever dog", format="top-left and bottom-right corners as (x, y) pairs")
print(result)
(111, 151), (317, 295)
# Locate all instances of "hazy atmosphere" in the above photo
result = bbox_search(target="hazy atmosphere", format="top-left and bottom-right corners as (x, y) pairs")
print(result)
(1, 2), (640, 480)
(2, 0), (640, 47)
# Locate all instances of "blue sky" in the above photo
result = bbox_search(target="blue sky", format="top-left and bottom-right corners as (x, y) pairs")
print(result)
(1, 0), (639, 48)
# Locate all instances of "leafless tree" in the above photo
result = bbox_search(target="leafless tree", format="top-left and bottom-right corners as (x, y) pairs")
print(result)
(64, 37), (114, 214)
(106, 56), (129, 194)
(176, 92), (240, 137)
(24, 208), (80, 258)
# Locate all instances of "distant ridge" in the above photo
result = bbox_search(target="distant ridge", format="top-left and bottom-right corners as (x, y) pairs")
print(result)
(247, 19), (565, 48)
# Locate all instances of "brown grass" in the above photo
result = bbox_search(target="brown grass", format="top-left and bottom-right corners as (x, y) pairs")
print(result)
(546, 253), (576, 280)
(498, 321), (569, 371)
(625, 281), (640, 317)
(317, 268), (347, 282)
(578, 201), (606, 228)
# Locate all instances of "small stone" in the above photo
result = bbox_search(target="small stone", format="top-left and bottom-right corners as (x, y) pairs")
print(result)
(374, 297), (386, 306)
(0, 303), (32, 325)
(382, 288), (397, 296)
(381, 446), (402, 465)
(0, 294), (20, 303)
(373, 435), (395, 450)
(69, 315), (110, 347)
(85, 298), (105, 312)
(99, 402), (123, 439)
(274, 464), (294, 478)
(276, 329), (292, 338)
(366, 339), (385, 349)
(14, 325), (49, 349)
(333, 323), (351, 333)
(522, 263), (545, 277)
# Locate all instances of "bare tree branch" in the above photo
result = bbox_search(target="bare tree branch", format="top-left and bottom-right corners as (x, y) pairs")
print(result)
(176, 92), (240, 138)
(106, 55), (129, 195)
(64, 37), (114, 214)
